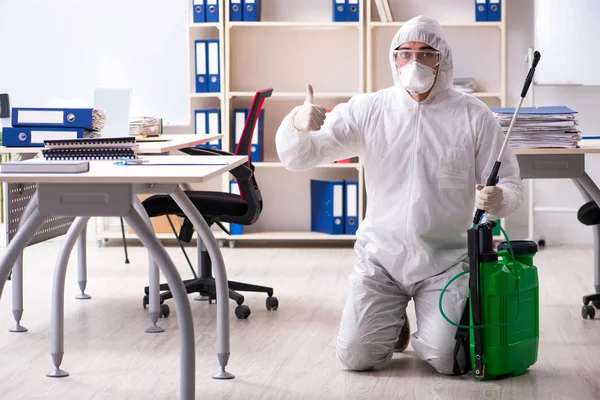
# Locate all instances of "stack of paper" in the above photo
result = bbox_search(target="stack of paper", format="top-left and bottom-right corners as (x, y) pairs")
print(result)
(490, 106), (581, 149)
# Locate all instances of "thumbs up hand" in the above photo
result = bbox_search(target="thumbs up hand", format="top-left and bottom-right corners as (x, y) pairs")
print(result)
(292, 84), (327, 132)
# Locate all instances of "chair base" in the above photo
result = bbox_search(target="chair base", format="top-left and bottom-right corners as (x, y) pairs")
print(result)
(143, 277), (277, 319)
(582, 293), (600, 319)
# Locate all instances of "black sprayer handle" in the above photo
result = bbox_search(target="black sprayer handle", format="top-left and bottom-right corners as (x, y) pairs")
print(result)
(472, 161), (502, 225)
(521, 51), (541, 98)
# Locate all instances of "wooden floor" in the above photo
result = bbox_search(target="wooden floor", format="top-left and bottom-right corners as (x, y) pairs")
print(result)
(0, 239), (599, 400)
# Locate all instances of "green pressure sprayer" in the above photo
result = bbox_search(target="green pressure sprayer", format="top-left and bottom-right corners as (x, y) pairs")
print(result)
(439, 51), (542, 380)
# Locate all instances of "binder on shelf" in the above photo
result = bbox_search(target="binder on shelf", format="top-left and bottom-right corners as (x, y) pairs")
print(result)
(195, 109), (221, 150)
(192, 0), (206, 23)
(311, 180), (345, 235)
(12, 107), (95, 129)
(243, 0), (261, 22)
(2, 127), (85, 147)
(207, 40), (220, 93)
(347, 0), (359, 22)
(233, 108), (263, 162)
(488, 0), (501, 22)
(229, 180), (243, 235)
(475, 0), (487, 22)
(206, 0), (219, 23)
(333, 0), (347, 22)
(230, 0), (243, 21)
(195, 40), (208, 93)
(344, 181), (358, 235)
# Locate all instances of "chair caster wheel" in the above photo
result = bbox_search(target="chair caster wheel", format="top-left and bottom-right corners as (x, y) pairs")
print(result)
(266, 296), (279, 311)
(143, 296), (149, 309)
(161, 304), (170, 318)
(582, 305), (595, 319)
(235, 305), (251, 319)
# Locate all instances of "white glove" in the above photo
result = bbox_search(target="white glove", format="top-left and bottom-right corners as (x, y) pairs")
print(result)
(475, 184), (503, 215)
(292, 84), (327, 132)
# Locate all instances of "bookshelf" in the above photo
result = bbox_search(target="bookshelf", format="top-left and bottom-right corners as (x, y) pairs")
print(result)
(98, 0), (508, 246)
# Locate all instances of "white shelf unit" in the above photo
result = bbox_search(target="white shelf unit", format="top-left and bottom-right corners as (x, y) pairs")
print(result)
(220, 0), (365, 244)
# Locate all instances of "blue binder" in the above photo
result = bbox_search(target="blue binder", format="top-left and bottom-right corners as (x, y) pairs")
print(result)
(347, 0), (359, 22)
(195, 109), (221, 149)
(344, 181), (359, 235)
(195, 40), (208, 92)
(230, 0), (243, 21)
(250, 109), (264, 162)
(475, 0), (487, 22)
(488, 0), (501, 21)
(2, 127), (84, 147)
(229, 180), (244, 235)
(233, 108), (247, 153)
(11, 108), (95, 129)
(207, 40), (220, 93)
(192, 0), (206, 23)
(333, 0), (347, 22)
(490, 106), (577, 114)
(206, 0), (219, 22)
(243, 0), (261, 22)
(311, 180), (345, 235)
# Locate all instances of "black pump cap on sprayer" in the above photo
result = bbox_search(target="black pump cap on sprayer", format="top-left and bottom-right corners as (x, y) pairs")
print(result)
(472, 51), (541, 225)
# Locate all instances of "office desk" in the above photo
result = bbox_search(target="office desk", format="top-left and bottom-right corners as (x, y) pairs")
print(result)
(513, 144), (600, 299)
(3, 134), (222, 333)
(0, 155), (245, 399)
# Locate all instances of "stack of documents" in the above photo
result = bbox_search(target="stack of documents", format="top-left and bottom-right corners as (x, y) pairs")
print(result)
(490, 106), (581, 149)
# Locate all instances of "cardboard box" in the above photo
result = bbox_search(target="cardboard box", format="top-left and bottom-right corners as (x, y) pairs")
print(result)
(128, 195), (182, 235)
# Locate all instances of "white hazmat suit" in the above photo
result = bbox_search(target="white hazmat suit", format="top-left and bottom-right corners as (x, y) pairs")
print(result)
(275, 15), (524, 374)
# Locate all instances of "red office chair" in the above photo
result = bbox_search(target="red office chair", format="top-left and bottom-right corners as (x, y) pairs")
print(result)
(140, 88), (277, 319)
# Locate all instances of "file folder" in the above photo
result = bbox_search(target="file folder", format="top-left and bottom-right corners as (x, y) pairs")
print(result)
(311, 180), (345, 235)
(192, 0), (206, 23)
(347, 0), (359, 22)
(487, 0), (501, 21)
(475, 0), (487, 22)
(207, 40), (220, 93)
(206, 0), (219, 23)
(243, 0), (261, 22)
(344, 181), (358, 234)
(195, 40), (208, 92)
(195, 109), (221, 149)
(230, 0), (243, 21)
(229, 180), (244, 235)
(333, 0), (347, 22)
(233, 108), (247, 153)
(12, 108), (95, 129)
(2, 127), (85, 147)
(250, 109), (264, 162)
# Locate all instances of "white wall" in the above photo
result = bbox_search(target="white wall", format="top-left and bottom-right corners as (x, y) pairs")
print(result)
(504, 0), (600, 245)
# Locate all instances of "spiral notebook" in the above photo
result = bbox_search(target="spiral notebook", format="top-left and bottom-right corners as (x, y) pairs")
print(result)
(42, 136), (138, 160)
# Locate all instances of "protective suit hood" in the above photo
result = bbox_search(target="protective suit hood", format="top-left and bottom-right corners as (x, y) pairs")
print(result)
(389, 15), (453, 100)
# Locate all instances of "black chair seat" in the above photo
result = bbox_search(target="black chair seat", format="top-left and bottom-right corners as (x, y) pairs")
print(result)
(578, 200), (600, 226)
(142, 191), (248, 220)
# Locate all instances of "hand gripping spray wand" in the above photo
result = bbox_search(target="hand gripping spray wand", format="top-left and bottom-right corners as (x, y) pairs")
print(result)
(440, 51), (541, 380)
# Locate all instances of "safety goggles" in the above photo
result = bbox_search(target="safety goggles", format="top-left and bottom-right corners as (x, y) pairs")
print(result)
(393, 49), (441, 68)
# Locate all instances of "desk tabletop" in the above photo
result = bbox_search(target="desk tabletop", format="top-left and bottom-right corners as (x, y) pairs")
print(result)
(0, 155), (246, 184)
(0, 134), (222, 155)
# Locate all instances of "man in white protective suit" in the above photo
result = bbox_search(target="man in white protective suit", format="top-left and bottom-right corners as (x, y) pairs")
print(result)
(275, 15), (524, 374)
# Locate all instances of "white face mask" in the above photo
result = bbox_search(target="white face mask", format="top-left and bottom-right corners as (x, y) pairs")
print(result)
(398, 62), (437, 94)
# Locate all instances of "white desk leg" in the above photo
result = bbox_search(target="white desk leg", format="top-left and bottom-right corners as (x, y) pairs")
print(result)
(47, 216), (90, 378)
(9, 192), (39, 333)
(574, 173), (600, 294)
(125, 207), (195, 400)
(170, 186), (234, 380)
(0, 208), (46, 329)
(75, 224), (91, 300)
(132, 197), (165, 333)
